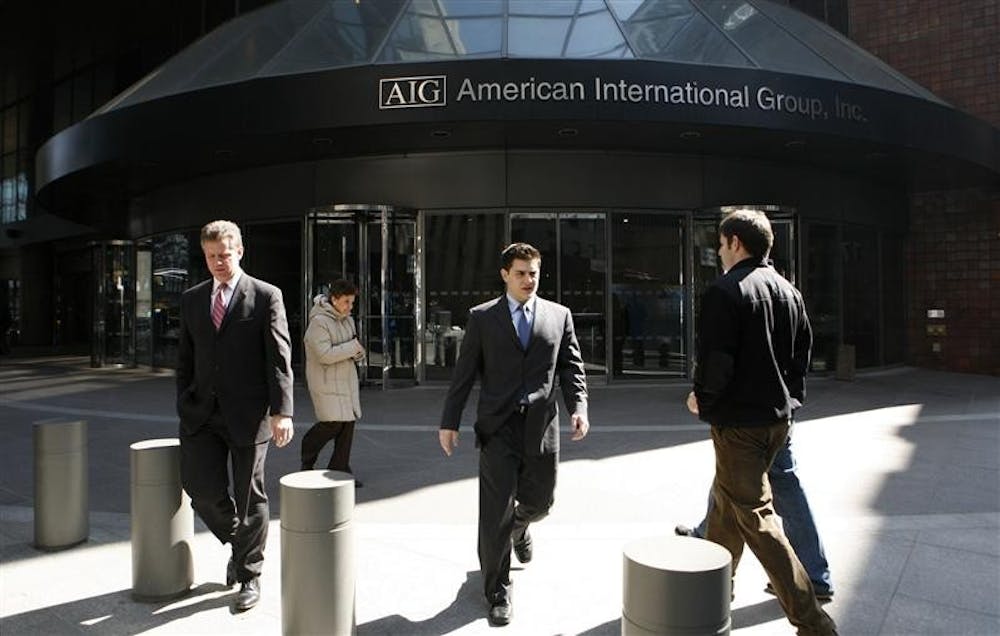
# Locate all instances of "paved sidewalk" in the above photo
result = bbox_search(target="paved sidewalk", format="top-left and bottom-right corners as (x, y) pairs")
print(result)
(1, 356), (998, 635)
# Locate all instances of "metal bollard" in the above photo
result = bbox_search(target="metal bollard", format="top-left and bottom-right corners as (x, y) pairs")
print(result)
(33, 419), (88, 550)
(622, 536), (732, 636)
(130, 438), (194, 601)
(281, 470), (356, 636)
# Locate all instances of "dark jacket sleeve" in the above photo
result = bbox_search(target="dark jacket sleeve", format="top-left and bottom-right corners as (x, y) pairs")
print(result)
(264, 286), (294, 417)
(788, 291), (813, 405)
(440, 309), (483, 430)
(693, 284), (740, 421)
(557, 309), (588, 417)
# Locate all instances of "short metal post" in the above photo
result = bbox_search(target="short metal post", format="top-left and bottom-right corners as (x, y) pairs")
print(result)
(130, 438), (194, 601)
(33, 419), (88, 550)
(281, 470), (356, 636)
(622, 536), (732, 635)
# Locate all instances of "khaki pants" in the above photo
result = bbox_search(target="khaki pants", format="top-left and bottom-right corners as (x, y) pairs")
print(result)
(706, 422), (837, 636)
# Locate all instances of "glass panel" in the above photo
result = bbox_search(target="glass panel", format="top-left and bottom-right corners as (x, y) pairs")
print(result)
(694, 0), (845, 79)
(881, 233), (905, 364)
(842, 225), (879, 367)
(92, 243), (136, 366)
(244, 221), (304, 367)
(561, 215), (607, 374)
(312, 221), (360, 294)
(608, 0), (751, 66)
(509, 0), (631, 58)
(151, 231), (206, 369)
(386, 220), (416, 380)
(770, 219), (796, 286)
(136, 246), (153, 367)
(510, 215), (557, 300)
(365, 220), (384, 381)
(613, 214), (686, 377)
(424, 212), (506, 381)
(803, 223), (839, 373)
(379, 0), (503, 62)
(261, 0), (404, 75)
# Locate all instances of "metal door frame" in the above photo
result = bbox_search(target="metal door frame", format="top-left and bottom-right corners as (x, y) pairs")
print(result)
(305, 205), (418, 388)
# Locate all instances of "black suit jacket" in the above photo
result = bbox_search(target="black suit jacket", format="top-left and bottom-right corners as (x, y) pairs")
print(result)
(176, 273), (294, 446)
(440, 296), (588, 456)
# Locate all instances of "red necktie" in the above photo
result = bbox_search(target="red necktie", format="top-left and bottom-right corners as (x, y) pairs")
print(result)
(212, 283), (227, 331)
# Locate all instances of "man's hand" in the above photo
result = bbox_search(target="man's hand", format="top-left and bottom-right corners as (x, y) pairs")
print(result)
(270, 415), (294, 448)
(686, 391), (699, 416)
(439, 429), (459, 456)
(570, 413), (589, 441)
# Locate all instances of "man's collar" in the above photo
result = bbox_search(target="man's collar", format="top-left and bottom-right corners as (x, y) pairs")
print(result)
(213, 269), (243, 292)
(506, 294), (536, 313)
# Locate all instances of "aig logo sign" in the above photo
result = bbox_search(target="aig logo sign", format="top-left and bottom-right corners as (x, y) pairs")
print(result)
(379, 75), (447, 109)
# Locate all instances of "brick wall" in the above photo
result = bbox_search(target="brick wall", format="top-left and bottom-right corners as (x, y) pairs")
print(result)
(849, 0), (1000, 128)
(907, 189), (1000, 374)
(849, 1), (1000, 374)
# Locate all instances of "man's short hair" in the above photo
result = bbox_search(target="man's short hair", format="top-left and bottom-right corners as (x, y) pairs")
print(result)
(500, 242), (541, 270)
(328, 278), (358, 298)
(200, 220), (243, 247)
(719, 209), (773, 258)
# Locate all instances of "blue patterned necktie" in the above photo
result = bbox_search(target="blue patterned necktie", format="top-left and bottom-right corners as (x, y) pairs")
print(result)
(516, 304), (531, 349)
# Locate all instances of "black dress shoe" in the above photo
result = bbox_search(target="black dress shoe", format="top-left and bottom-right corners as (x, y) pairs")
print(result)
(488, 597), (512, 626)
(513, 536), (532, 564)
(226, 556), (237, 587)
(234, 578), (261, 611)
(764, 582), (833, 602)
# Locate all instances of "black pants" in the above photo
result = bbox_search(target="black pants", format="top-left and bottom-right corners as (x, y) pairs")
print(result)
(179, 411), (269, 583)
(300, 420), (356, 472)
(478, 412), (557, 602)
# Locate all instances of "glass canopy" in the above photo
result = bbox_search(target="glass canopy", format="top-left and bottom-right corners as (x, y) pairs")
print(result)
(97, 0), (944, 114)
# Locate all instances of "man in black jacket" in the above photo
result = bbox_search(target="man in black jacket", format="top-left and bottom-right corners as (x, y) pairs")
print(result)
(687, 210), (836, 635)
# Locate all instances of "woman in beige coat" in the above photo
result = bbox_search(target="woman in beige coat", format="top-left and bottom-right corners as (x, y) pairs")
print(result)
(301, 279), (366, 485)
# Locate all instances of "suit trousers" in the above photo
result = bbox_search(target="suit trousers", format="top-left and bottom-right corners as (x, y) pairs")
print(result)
(179, 409), (270, 583)
(706, 422), (836, 636)
(300, 420), (355, 472)
(478, 412), (557, 602)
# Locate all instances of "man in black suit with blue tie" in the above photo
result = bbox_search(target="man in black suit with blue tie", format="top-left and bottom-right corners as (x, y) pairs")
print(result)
(176, 220), (294, 612)
(439, 242), (590, 627)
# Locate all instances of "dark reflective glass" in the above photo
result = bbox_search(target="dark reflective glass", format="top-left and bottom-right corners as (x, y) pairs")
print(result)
(694, 0), (845, 78)
(262, 0), (406, 75)
(613, 214), (685, 378)
(842, 224), (879, 367)
(424, 212), (506, 382)
(380, 0), (503, 62)
(244, 221), (304, 366)
(509, 1), (631, 59)
(609, 0), (751, 66)
(803, 222), (839, 373)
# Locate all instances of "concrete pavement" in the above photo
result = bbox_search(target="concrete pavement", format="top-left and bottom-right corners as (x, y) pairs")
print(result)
(1, 356), (998, 635)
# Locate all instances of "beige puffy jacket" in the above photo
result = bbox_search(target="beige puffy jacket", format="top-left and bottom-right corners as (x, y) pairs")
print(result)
(303, 295), (362, 422)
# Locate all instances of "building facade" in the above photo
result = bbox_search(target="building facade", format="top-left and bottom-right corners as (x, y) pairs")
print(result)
(2, 0), (997, 380)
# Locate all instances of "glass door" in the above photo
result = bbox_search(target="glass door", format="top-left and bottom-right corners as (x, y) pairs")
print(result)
(90, 240), (135, 367)
(612, 214), (686, 378)
(306, 207), (417, 386)
(510, 212), (607, 375)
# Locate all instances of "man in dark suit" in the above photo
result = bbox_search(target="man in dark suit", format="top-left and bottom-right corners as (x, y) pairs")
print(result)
(439, 242), (589, 627)
(176, 220), (294, 612)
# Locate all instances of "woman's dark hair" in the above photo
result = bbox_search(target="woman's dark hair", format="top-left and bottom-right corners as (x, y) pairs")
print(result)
(328, 279), (358, 298)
